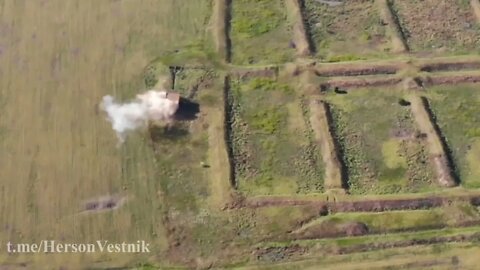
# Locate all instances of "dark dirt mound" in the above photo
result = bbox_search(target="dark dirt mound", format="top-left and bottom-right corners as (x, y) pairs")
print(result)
(231, 67), (278, 80)
(325, 77), (402, 89)
(343, 221), (369, 236)
(254, 244), (306, 262)
(420, 62), (480, 72)
(240, 194), (480, 212)
(83, 196), (125, 212)
(291, 220), (369, 239)
(425, 75), (480, 86)
(315, 65), (398, 77)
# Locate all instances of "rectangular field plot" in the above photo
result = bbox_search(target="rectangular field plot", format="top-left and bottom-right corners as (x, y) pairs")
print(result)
(392, 0), (480, 53)
(228, 78), (325, 196)
(230, 0), (295, 65)
(304, 0), (390, 61)
(426, 84), (480, 188)
(326, 90), (439, 195)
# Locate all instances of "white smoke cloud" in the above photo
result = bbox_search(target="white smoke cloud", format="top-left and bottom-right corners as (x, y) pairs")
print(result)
(100, 90), (179, 144)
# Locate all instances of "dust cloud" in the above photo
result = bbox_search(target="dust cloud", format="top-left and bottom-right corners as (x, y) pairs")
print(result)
(100, 90), (179, 144)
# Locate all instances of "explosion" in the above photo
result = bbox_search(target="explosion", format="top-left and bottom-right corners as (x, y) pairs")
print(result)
(100, 90), (180, 144)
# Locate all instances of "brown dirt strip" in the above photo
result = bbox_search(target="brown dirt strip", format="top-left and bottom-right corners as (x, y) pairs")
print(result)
(212, 0), (231, 62)
(375, 0), (408, 53)
(253, 233), (480, 265)
(337, 232), (480, 254)
(408, 95), (456, 187)
(291, 216), (480, 241)
(222, 76), (237, 190)
(229, 66), (278, 80)
(419, 61), (480, 72)
(324, 76), (403, 89)
(309, 99), (345, 191)
(285, 0), (312, 56)
(314, 64), (399, 77)
(206, 76), (235, 209)
(423, 73), (480, 86)
(229, 194), (480, 211)
(223, 57), (480, 79)
(471, 0), (480, 23)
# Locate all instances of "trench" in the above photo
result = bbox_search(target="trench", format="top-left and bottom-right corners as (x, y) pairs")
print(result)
(323, 76), (403, 89)
(239, 194), (480, 211)
(420, 62), (480, 72)
(223, 76), (237, 189)
(419, 96), (459, 186)
(315, 65), (398, 77)
(322, 101), (348, 189)
(386, 0), (410, 51)
(298, 0), (316, 54)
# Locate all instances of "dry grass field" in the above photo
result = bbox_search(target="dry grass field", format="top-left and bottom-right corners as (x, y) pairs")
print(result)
(0, 0), (212, 268)
(392, 0), (480, 54)
(304, 0), (390, 60)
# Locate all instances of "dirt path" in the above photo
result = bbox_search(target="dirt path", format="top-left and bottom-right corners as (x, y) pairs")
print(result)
(212, 0), (231, 62)
(206, 77), (234, 209)
(472, 0), (480, 23)
(375, 0), (408, 53)
(407, 95), (456, 187)
(285, 0), (312, 56)
(309, 99), (345, 191)
(234, 193), (480, 211)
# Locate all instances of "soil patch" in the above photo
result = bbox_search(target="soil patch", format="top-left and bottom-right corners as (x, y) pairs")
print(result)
(424, 74), (480, 86)
(315, 64), (398, 77)
(324, 76), (402, 89)
(420, 61), (480, 72)
(236, 194), (480, 212)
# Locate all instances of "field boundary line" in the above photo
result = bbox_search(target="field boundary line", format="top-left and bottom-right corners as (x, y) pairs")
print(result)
(407, 95), (457, 187)
(212, 0), (231, 62)
(471, 0), (480, 23)
(309, 99), (346, 192)
(285, 0), (312, 56)
(376, 0), (408, 53)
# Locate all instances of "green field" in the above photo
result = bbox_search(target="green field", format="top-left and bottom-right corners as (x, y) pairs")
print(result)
(304, 0), (390, 61)
(229, 77), (325, 195)
(325, 89), (438, 194)
(230, 0), (295, 65)
(426, 84), (480, 188)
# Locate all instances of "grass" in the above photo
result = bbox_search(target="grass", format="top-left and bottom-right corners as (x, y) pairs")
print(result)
(325, 89), (439, 194)
(228, 77), (325, 195)
(392, 0), (480, 54)
(0, 0), (213, 268)
(304, 0), (390, 60)
(230, 0), (295, 65)
(425, 84), (480, 188)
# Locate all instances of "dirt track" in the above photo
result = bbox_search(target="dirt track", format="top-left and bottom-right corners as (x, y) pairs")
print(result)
(315, 64), (398, 77)
(231, 194), (480, 212)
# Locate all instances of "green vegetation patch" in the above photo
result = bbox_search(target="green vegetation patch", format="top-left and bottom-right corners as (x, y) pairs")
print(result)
(231, 0), (295, 65)
(229, 78), (325, 195)
(325, 89), (438, 194)
(392, 0), (480, 54)
(426, 84), (480, 188)
(304, 0), (390, 61)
